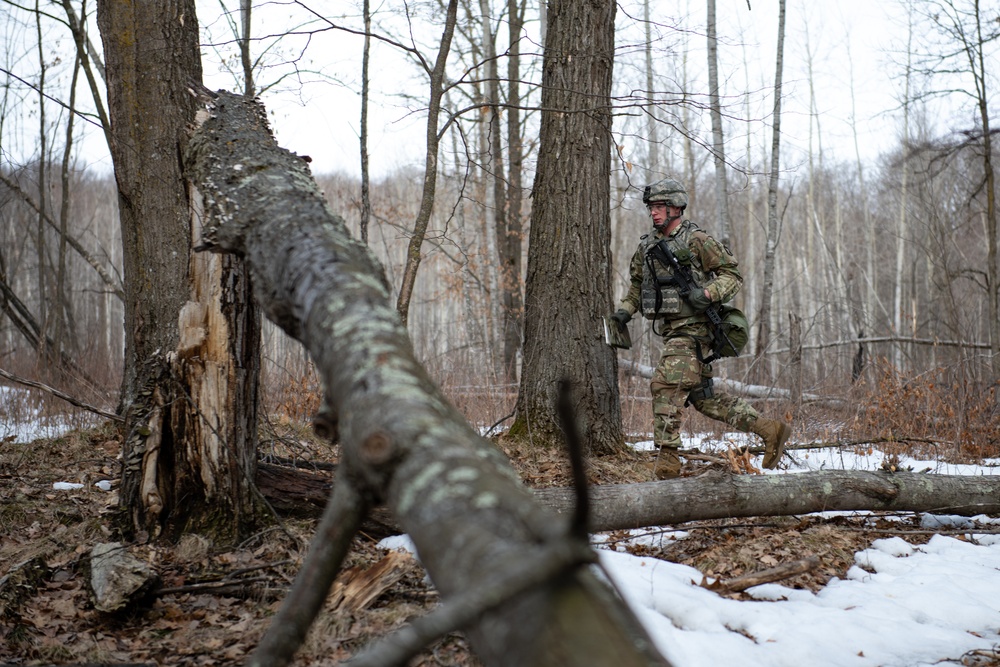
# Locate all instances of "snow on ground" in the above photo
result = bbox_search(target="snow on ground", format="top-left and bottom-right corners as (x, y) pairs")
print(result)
(598, 435), (1000, 665)
(0, 385), (91, 443)
(381, 435), (1000, 666)
(10, 386), (997, 666)
(601, 527), (1000, 667)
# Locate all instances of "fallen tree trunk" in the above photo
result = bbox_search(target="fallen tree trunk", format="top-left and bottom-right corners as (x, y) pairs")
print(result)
(258, 464), (1000, 532)
(185, 90), (665, 667)
(535, 470), (1000, 531)
(620, 358), (845, 408)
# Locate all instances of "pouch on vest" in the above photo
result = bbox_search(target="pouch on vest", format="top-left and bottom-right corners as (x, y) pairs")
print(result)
(642, 281), (681, 317)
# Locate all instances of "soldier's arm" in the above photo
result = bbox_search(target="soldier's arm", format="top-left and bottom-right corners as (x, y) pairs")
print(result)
(693, 234), (743, 303)
(618, 245), (644, 316)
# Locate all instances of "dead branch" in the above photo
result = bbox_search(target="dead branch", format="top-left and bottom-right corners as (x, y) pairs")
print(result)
(0, 366), (122, 423)
(155, 576), (274, 596)
(345, 541), (596, 667)
(701, 557), (820, 594)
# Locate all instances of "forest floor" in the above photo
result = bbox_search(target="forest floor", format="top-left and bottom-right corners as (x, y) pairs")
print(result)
(0, 415), (982, 666)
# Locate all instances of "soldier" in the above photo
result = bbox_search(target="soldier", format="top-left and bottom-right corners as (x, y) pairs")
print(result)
(610, 178), (791, 478)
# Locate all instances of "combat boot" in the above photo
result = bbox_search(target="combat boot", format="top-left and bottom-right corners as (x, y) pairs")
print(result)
(751, 417), (791, 469)
(644, 448), (682, 480)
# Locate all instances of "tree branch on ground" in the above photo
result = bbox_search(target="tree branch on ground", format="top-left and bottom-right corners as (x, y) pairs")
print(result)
(0, 366), (121, 422)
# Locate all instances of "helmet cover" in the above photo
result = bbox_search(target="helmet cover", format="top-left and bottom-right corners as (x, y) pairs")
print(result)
(642, 178), (688, 209)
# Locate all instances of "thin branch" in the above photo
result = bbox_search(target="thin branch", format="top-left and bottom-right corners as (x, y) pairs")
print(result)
(0, 172), (124, 300)
(0, 366), (121, 422)
(248, 470), (370, 667)
(0, 66), (104, 128)
(344, 541), (596, 667)
(701, 556), (820, 594)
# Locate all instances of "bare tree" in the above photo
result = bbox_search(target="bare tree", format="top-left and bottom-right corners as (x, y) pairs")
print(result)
(754, 0), (787, 380)
(360, 0), (373, 245)
(903, 0), (999, 378)
(706, 0), (731, 247)
(396, 0), (460, 326)
(499, 0), (528, 384)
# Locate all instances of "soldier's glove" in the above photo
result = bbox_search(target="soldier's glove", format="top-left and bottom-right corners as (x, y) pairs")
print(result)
(688, 289), (713, 312)
(610, 309), (631, 328)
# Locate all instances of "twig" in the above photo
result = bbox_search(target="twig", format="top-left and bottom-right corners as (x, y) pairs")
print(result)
(258, 453), (337, 471)
(701, 557), (820, 594)
(155, 575), (274, 596)
(344, 541), (596, 667)
(248, 470), (370, 667)
(484, 409), (515, 437)
(845, 528), (1000, 537)
(0, 366), (122, 423)
(225, 559), (295, 579)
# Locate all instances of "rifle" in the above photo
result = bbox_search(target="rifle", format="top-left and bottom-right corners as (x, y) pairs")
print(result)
(649, 239), (738, 364)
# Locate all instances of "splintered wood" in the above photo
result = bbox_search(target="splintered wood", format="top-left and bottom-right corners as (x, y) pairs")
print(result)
(327, 550), (412, 614)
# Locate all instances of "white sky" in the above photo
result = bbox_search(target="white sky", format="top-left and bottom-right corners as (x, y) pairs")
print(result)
(3, 0), (948, 176)
(2, 1), (958, 182)
(196, 0), (921, 178)
(381, 442), (1000, 667)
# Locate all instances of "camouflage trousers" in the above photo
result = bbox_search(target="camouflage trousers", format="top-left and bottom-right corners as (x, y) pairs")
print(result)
(650, 336), (759, 449)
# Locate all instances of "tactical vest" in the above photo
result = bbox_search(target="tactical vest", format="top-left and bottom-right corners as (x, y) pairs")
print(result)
(639, 220), (714, 320)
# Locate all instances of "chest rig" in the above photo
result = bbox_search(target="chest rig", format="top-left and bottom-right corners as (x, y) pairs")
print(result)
(639, 221), (713, 323)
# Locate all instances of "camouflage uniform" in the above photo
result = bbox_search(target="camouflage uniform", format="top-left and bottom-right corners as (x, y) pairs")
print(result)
(618, 219), (759, 456)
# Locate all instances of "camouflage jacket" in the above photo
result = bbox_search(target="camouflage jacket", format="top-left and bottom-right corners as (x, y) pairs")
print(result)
(618, 219), (742, 334)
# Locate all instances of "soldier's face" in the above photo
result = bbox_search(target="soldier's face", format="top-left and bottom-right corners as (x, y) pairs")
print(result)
(649, 203), (682, 229)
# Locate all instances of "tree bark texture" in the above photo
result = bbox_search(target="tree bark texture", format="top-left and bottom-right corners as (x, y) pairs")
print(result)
(514, 0), (625, 456)
(97, 0), (261, 542)
(185, 91), (667, 667)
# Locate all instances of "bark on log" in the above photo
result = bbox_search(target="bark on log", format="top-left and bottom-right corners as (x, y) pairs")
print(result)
(185, 91), (666, 667)
(535, 470), (1000, 532)
(257, 462), (398, 535)
(258, 464), (1000, 533)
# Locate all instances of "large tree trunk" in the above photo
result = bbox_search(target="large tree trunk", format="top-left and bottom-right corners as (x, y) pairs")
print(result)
(512, 0), (625, 455)
(185, 90), (667, 667)
(97, 0), (261, 543)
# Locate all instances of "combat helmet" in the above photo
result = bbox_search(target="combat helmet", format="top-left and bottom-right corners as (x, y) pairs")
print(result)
(642, 178), (688, 210)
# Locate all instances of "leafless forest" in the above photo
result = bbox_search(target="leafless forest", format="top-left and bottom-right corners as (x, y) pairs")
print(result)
(1, 1), (997, 451)
(1, 1), (998, 665)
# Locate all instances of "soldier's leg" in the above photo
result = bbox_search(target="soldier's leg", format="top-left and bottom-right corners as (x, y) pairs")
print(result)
(689, 382), (759, 433)
(648, 337), (702, 478)
(691, 385), (791, 469)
